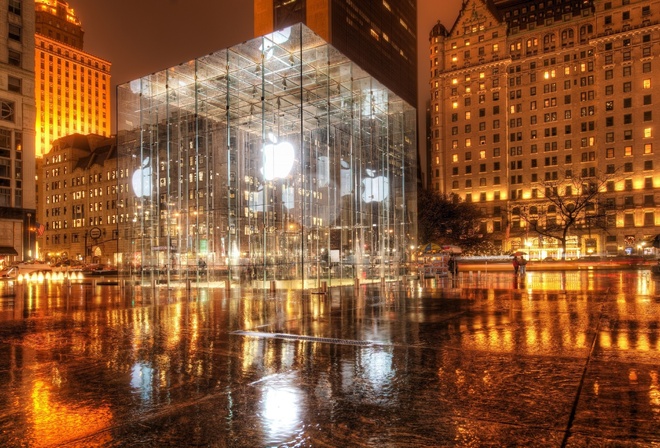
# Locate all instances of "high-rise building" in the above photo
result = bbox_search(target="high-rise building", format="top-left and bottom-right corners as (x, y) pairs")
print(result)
(34, 0), (111, 158)
(37, 133), (118, 264)
(430, 0), (660, 258)
(0, 0), (36, 263)
(254, 0), (417, 106)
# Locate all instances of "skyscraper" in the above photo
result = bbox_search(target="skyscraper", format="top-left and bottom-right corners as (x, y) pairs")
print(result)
(254, 0), (417, 106)
(430, 0), (660, 258)
(34, 0), (111, 158)
(0, 0), (36, 262)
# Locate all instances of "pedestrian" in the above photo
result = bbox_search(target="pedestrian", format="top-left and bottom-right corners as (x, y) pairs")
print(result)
(512, 256), (520, 275)
(447, 255), (457, 276)
(519, 255), (528, 275)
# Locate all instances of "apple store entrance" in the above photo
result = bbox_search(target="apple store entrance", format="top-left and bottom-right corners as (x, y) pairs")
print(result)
(116, 24), (417, 289)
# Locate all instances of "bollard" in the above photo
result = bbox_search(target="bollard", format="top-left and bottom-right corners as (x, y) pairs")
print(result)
(270, 280), (276, 293)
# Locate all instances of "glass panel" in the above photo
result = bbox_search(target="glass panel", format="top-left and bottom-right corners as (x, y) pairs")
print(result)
(117, 24), (416, 288)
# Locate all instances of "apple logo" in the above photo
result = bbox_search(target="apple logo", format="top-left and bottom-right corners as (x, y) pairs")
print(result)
(361, 169), (389, 203)
(262, 133), (295, 181)
(132, 157), (152, 198)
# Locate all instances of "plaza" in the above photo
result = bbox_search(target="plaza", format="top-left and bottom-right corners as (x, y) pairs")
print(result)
(0, 269), (659, 446)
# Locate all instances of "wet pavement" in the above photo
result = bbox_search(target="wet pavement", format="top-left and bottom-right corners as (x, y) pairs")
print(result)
(0, 270), (659, 447)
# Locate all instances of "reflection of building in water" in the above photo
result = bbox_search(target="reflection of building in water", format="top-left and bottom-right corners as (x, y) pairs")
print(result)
(117, 24), (417, 288)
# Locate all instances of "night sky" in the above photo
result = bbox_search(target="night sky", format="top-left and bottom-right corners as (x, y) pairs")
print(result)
(69, 0), (464, 131)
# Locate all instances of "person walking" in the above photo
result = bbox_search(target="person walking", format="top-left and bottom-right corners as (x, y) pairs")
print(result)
(519, 255), (528, 275)
(512, 256), (520, 275)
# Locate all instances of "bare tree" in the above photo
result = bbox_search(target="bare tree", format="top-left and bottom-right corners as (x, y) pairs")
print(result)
(516, 170), (617, 260)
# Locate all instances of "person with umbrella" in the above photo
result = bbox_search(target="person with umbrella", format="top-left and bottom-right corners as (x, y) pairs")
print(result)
(518, 254), (528, 275)
(512, 255), (520, 275)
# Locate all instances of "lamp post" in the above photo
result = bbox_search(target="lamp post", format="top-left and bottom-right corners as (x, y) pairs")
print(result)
(26, 213), (31, 260)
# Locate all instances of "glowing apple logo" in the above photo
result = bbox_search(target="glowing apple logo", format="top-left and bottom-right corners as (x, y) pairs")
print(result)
(132, 157), (152, 198)
(262, 133), (295, 181)
(361, 169), (389, 203)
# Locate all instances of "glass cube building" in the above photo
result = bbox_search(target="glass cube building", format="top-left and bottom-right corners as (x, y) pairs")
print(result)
(116, 24), (417, 289)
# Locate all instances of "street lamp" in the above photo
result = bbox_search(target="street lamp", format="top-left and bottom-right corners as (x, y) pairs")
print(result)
(27, 213), (32, 260)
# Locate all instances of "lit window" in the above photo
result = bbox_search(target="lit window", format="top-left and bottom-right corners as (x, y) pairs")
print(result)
(465, 111), (471, 119)
(644, 128), (652, 138)
(465, 86), (471, 93)
(452, 154), (459, 162)
(480, 150), (486, 159)
(625, 146), (633, 156)
(493, 44), (499, 51)
(479, 72), (485, 79)
(644, 79), (651, 89)
(644, 143), (653, 154)
(452, 55), (458, 62)
(452, 101), (459, 109)
(452, 78), (458, 85)
(465, 138), (472, 147)
(382, 0), (391, 11)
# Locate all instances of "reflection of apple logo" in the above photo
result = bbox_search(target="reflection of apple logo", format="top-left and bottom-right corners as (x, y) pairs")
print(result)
(361, 169), (389, 203)
(132, 157), (152, 198)
(262, 134), (295, 181)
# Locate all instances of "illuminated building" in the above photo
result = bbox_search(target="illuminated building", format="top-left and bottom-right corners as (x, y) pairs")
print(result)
(117, 24), (417, 288)
(0, 0), (37, 263)
(38, 133), (118, 263)
(430, 0), (660, 258)
(254, 0), (417, 106)
(34, 0), (111, 158)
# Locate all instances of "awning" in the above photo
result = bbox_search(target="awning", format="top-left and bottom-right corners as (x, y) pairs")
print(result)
(0, 246), (18, 255)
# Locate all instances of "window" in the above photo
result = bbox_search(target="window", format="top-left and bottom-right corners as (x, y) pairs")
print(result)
(8, 0), (21, 15)
(0, 101), (15, 122)
(644, 95), (652, 105)
(8, 50), (20, 67)
(7, 76), (20, 94)
(644, 143), (653, 154)
(8, 24), (21, 41)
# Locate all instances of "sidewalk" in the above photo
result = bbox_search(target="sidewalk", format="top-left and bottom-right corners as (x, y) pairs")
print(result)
(0, 271), (658, 447)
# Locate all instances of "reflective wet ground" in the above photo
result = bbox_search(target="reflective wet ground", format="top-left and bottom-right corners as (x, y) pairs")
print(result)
(0, 270), (659, 447)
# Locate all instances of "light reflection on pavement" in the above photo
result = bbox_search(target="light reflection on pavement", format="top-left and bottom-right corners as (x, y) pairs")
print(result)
(0, 270), (658, 446)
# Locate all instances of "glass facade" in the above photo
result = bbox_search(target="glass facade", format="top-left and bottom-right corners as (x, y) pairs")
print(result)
(116, 24), (416, 289)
